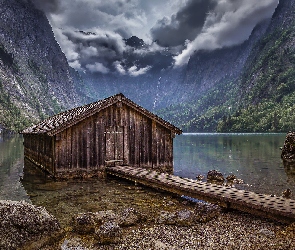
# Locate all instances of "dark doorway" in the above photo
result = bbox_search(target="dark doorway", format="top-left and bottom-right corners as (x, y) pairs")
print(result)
(105, 126), (124, 165)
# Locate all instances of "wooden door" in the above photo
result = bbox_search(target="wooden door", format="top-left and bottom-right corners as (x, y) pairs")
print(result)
(105, 126), (124, 165)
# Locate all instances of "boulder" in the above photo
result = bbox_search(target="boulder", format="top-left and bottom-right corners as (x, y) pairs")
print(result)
(176, 209), (197, 226)
(157, 208), (206, 226)
(282, 189), (292, 199)
(226, 174), (244, 186)
(194, 202), (221, 223)
(207, 170), (225, 183)
(226, 174), (237, 182)
(61, 237), (88, 249)
(0, 200), (60, 250)
(156, 210), (178, 225)
(196, 174), (204, 181)
(281, 132), (295, 162)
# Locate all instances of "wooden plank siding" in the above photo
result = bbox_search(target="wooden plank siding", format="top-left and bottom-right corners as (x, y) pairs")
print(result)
(22, 94), (182, 178)
(23, 134), (54, 174)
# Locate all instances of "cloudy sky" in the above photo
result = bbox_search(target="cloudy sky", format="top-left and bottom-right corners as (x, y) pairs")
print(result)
(32, 0), (279, 75)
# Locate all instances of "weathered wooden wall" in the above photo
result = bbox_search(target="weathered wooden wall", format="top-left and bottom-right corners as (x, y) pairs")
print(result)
(53, 102), (174, 176)
(23, 134), (54, 174)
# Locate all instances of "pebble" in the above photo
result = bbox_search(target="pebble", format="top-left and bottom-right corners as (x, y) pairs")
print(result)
(56, 211), (294, 250)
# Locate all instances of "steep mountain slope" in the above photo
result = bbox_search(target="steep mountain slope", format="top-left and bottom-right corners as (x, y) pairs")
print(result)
(0, 0), (85, 131)
(157, 19), (271, 132)
(217, 0), (295, 132)
(159, 0), (295, 132)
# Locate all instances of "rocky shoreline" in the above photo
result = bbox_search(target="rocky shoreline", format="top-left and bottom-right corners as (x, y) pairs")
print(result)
(1, 199), (295, 249)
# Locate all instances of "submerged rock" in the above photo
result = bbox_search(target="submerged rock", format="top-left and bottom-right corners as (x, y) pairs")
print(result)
(226, 174), (244, 186)
(226, 174), (237, 182)
(0, 200), (60, 250)
(95, 221), (122, 244)
(282, 189), (292, 199)
(72, 210), (116, 234)
(72, 208), (145, 245)
(116, 207), (144, 227)
(176, 209), (196, 226)
(157, 202), (220, 226)
(157, 209), (197, 226)
(196, 174), (204, 181)
(157, 210), (178, 225)
(194, 202), (221, 223)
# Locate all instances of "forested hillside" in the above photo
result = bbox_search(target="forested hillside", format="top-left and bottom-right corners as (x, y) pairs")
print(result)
(158, 0), (295, 133)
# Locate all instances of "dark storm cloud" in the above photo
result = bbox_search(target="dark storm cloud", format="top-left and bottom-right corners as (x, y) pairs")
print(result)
(31, 0), (60, 13)
(174, 0), (279, 66)
(151, 0), (217, 47)
(37, 0), (279, 72)
(57, 29), (127, 73)
(56, 28), (154, 76)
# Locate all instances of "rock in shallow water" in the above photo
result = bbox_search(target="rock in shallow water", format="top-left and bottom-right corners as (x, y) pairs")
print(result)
(0, 200), (60, 250)
(116, 207), (144, 227)
(207, 170), (225, 183)
(281, 132), (295, 161)
(194, 202), (221, 223)
(95, 221), (122, 244)
(72, 210), (116, 234)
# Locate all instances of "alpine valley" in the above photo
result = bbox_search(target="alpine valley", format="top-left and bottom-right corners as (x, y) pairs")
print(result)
(0, 0), (294, 133)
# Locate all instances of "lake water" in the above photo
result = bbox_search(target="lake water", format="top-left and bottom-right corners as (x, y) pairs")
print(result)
(174, 133), (295, 197)
(0, 133), (294, 226)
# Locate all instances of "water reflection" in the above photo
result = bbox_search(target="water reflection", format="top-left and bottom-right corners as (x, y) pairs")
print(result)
(0, 134), (29, 201)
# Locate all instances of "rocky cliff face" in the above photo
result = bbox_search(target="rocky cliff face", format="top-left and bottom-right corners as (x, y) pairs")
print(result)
(238, 0), (295, 105)
(0, 0), (84, 131)
(179, 19), (271, 104)
(156, 0), (295, 132)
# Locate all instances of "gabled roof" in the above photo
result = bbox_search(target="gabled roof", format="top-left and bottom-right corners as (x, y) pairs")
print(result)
(22, 93), (182, 136)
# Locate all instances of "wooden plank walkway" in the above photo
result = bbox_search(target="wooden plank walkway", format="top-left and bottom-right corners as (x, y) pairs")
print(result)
(106, 165), (295, 223)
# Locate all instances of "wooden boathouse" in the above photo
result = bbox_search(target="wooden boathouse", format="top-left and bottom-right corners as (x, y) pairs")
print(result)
(22, 93), (182, 178)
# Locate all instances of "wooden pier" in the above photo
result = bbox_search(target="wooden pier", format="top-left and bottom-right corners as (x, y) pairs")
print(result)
(106, 165), (295, 223)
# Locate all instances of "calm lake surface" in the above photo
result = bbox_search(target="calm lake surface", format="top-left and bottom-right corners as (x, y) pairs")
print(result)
(174, 133), (295, 196)
(1, 133), (294, 226)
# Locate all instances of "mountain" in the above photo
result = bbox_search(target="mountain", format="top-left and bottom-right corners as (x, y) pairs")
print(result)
(217, 0), (295, 132)
(156, 19), (271, 132)
(0, 0), (86, 132)
(157, 0), (295, 132)
(75, 0), (295, 133)
(1, 0), (294, 133)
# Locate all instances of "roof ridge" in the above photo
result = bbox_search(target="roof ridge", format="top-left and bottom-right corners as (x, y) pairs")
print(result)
(22, 93), (182, 135)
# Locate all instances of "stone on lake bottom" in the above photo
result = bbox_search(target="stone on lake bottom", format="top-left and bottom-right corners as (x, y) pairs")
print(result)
(72, 210), (116, 234)
(116, 207), (143, 227)
(95, 221), (122, 244)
